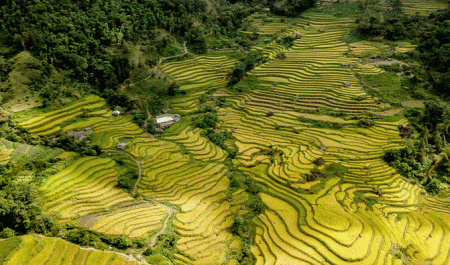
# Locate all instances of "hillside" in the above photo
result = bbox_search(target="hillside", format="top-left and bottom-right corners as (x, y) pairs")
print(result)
(1, 0), (450, 265)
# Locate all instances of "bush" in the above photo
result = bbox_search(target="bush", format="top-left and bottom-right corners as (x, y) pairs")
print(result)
(227, 50), (268, 87)
(231, 216), (245, 235)
(194, 112), (219, 129)
(117, 175), (133, 189)
(0, 227), (16, 238)
(357, 118), (374, 128)
(146, 119), (158, 134)
(202, 128), (231, 149)
(132, 110), (146, 127)
(117, 170), (138, 189)
(425, 179), (443, 195)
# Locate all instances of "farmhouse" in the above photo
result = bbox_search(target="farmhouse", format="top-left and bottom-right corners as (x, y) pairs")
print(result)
(116, 142), (126, 150)
(112, 110), (120, 116)
(155, 114), (181, 129)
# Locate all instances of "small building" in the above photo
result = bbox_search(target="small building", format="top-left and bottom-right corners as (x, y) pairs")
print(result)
(112, 110), (120, 116)
(155, 114), (181, 129)
(116, 142), (126, 150)
(65, 127), (93, 142)
(343, 82), (352, 88)
(262, 7), (270, 12)
(341, 63), (350, 68)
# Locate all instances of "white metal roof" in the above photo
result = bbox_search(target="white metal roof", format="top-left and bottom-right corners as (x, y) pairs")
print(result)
(156, 116), (174, 123)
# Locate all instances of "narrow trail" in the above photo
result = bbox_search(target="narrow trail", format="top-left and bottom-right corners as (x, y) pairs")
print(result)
(148, 200), (175, 247)
(78, 245), (148, 265)
(102, 149), (176, 247)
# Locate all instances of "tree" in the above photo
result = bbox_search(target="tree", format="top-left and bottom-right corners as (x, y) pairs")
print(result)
(422, 100), (446, 131)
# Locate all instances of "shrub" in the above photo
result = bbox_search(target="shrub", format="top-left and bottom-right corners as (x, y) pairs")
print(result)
(146, 119), (158, 134)
(357, 118), (374, 128)
(0, 227), (16, 238)
(194, 112), (219, 129)
(202, 128), (231, 149)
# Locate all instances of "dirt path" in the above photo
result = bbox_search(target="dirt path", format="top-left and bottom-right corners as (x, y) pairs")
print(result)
(148, 200), (175, 247)
(102, 149), (145, 196)
(102, 149), (176, 247)
(78, 245), (148, 265)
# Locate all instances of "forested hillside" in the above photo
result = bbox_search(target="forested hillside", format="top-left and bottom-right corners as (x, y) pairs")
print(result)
(0, 0), (315, 109)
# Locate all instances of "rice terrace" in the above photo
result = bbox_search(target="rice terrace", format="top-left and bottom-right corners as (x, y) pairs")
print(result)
(1, 0), (450, 264)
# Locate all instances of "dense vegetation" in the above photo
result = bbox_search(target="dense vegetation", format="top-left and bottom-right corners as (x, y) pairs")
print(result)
(0, 0), (315, 110)
(356, 3), (450, 98)
(227, 50), (268, 87)
(0, 161), (57, 236)
(385, 101), (450, 194)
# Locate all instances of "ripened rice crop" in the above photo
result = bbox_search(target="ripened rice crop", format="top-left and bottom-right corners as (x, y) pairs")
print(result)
(40, 156), (166, 238)
(3, 235), (140, 265)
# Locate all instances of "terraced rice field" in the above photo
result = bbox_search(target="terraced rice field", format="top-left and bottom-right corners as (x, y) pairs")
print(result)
(18, 95), (106, 136)
(14, 5), (450, 265)
(162, 121), (227, 162)
(40, 156), (167, 238)
(161, 54), (236, 114)
(0, 138), (63, 166)
(240, 14), (391, 116)
(215, 10), (450, 265)
(402, 0), (448, 15)
(136, 143), (236, 264)
(3, 235), (142, 265)
(0, 139), (13, 164)
(18, 93), (241, 262)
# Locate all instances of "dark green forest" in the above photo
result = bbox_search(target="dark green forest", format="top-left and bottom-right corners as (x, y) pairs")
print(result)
(0, 0), (316, 109)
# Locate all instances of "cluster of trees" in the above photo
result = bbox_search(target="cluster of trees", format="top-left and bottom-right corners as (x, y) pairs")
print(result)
(227, 50), (268, 87)
(270, 0), (317, 16)
(355, 0), (405, 39)
(417, 11), (450, 97)
(0, 161), (58, 236)
(117, 170), (139, 190)
(0, 121), (43, 145)
(143, 231), (177, 263)
(52, 134), (102, 156)
(355, 3), (450, 97)
(384, 101), (450, 194)
(64, 226), (145, 250)
(0, 0), (263, 108)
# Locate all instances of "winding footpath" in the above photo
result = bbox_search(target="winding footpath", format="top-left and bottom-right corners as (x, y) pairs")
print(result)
(102, 149), (176, 247)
